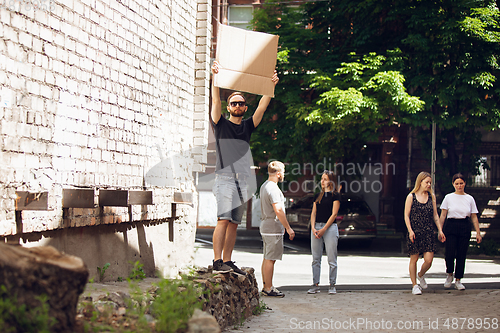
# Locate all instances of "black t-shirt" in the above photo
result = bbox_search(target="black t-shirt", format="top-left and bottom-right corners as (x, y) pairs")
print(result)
(211, 115), (255, 176)
(314, 191), (341, 223)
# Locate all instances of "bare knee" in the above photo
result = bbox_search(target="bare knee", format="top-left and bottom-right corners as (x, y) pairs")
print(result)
(227, 221), (238, 230)
(216, 219), (231, 227)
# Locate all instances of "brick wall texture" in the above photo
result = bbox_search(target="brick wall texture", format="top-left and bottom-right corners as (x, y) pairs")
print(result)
(0, 0), (211, 236)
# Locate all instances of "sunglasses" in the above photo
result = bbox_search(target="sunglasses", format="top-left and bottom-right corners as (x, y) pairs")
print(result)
(230, 101), (246, 107)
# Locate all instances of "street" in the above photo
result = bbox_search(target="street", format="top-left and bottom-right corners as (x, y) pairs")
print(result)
(195, 229), (500, 332)
(194, 229), (500, 290)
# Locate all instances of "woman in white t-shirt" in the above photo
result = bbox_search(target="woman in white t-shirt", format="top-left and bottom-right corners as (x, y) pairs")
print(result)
(439, 173), (482, 290)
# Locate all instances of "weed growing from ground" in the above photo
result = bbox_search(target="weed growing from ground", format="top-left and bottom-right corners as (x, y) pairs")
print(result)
(233, 308), (247, 329)
(128, 261), (146, 281)
(252, 300), (269, 315)
(97, 263), (111, 282)
(123, 280), (155, 332)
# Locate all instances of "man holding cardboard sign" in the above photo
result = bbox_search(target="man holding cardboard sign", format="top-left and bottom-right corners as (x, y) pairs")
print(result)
(210, 59), (279, 275)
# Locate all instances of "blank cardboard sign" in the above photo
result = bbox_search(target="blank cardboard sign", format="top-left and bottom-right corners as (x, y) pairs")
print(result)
(215, 23), (279, 97)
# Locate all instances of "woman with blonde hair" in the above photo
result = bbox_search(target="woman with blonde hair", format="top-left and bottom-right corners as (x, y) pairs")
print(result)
(404, 171), (445, 295)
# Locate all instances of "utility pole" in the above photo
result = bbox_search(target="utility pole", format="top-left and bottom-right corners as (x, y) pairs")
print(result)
(431, 121), (436, 192)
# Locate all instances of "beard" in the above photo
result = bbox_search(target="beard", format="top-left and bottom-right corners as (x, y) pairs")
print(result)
(229, 109), (245, 117)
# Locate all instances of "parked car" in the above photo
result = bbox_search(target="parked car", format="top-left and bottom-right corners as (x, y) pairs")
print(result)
(285, 193), (377, 243)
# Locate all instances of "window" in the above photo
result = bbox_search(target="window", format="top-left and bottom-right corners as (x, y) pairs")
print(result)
(471, 155), (500, 187)
(472, 156), (489, 187)
(228, 5), (253, 30)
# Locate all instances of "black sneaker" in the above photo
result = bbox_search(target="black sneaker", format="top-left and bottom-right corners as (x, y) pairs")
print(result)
(262, 286), (285, 298)
(212, 259), (232, 273)
(224, 261), (247, 275)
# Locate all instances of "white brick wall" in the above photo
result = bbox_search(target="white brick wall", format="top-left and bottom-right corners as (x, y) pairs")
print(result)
(193, 0), (211, 172)
(0, 0), (211, 236)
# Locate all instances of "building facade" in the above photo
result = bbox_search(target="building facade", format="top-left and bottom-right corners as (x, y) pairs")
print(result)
(0, 0), (212, 279)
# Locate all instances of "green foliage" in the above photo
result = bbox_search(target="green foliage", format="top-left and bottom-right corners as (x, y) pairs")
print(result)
(150, 275), (205, 333)
(250, 0), (500, 191)
(252, 300), (269, 316)
(128, 261), (146, 281)
(0, 285), (55, 333)
(306, 51), (425, 125)
(97, 263), (111, 282)
(78, 273), (209, 332)
(123, 280), (154, 332)
(250, 2), (425, 169)
(79, 280), (153, 332)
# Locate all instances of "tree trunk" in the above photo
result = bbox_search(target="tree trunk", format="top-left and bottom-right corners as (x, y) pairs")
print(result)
(447, 130), (458, 177)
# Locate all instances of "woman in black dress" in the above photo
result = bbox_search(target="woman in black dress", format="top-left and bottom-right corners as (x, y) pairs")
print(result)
(404, 172), (445, 295)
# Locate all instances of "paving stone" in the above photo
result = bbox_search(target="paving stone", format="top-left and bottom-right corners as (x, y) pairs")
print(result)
(229, 289), (500, 332)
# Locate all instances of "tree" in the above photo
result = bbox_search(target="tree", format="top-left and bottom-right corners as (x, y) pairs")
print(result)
(251, 0), (500, 193)
(395, 0), (500, 192)
(250, 3), (422, 170)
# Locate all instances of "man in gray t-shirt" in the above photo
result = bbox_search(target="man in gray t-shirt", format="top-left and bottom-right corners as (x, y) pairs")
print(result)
(259, 161), (295, 297)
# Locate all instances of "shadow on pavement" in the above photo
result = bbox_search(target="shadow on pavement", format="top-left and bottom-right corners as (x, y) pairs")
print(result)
(278, 282), (500, 292)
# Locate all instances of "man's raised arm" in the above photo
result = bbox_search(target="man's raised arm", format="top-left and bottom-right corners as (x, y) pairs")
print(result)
(253, 70), (279, 127)
(211, 61), (222, 124)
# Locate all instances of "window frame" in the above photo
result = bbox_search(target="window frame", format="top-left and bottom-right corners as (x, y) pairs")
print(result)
(228, 5), (254, 30)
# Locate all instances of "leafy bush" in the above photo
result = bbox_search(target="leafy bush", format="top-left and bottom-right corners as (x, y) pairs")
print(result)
(150, 275), (205, 333)
(0, 285), (55, 333)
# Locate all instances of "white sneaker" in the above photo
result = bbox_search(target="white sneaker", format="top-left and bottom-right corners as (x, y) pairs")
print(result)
(417, 273), (427, 289)
(444, 275), (453, 288)
(455, 280), (465, 290)
(307, 285), (320, 294)
(328, 285), (337, 294)
(412, 285), (422, 295)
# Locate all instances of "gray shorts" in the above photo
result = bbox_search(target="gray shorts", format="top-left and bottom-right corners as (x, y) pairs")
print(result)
(261, 234), (284, 260)
(212, 174), (248, 224)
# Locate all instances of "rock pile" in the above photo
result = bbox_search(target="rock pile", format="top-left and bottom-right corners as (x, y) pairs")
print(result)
(76, 266), (260, 332)
(195, 266), (260, 331)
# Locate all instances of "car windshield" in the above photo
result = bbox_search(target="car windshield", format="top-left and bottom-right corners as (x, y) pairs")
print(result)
(288, 195), (373, 216)
(289, 196), (314, 209)
(338, 201), (372, 215)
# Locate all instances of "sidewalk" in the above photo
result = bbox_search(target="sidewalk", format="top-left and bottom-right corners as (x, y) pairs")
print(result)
(196, 229), (500, 332)
(228, 289), (500, 332)
(194, 229), (500, 288)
